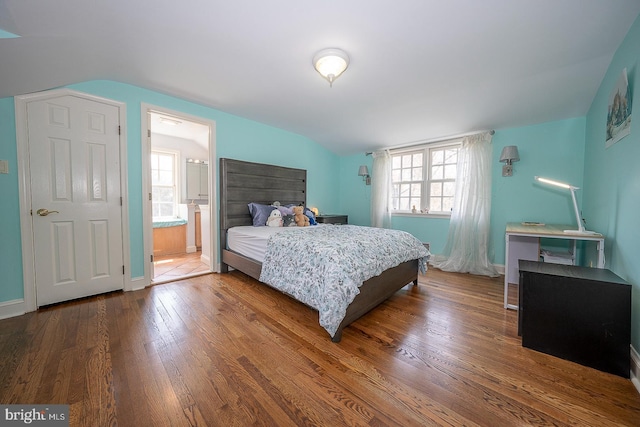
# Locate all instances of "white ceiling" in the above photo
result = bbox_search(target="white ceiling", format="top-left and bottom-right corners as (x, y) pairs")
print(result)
(1, 0), (639, 155)
(150, 112), (210, 150)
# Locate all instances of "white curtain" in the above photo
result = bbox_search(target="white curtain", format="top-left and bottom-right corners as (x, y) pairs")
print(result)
(430, 132), (498, 277)
(370, 150), (392, 228)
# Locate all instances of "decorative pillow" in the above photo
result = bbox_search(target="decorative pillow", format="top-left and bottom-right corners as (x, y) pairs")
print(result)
(276, 205), (294, 216)
(247, 202), (274, 226)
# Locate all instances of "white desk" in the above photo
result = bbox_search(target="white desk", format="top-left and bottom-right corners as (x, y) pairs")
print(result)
(504, 223), (605, 309)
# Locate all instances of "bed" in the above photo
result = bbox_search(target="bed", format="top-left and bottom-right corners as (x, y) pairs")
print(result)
(219, 158), (430, 342)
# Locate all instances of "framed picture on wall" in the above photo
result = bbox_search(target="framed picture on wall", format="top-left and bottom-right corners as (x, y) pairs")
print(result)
(606, 68), (632, 148)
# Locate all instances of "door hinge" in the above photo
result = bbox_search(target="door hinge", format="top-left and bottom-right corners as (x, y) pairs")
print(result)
(148, 129), (151, 138)
(122, 265), (125, 275)
(118, 125), (121, 135)
(120, 196), (123, 206)
(150, 254), (154, 262)
(149, 192), (152, 201)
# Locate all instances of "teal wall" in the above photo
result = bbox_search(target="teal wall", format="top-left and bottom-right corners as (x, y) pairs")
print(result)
(336, 153), (371, 225)
(0, 80), (339, 302)
(584, 14), (640, 350)
(0, 97), (23, 302)
(338, 117), (586, 262)
(490, 119), (586, 263)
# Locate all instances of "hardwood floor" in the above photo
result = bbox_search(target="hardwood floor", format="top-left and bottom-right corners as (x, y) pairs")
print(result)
(1, 269), (638, 426)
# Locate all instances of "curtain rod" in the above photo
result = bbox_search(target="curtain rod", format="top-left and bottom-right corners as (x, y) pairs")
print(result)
(365, 129), (495, 155)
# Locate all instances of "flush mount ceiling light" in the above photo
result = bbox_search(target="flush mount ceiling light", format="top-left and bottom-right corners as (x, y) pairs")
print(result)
(313, 48), (349, 87)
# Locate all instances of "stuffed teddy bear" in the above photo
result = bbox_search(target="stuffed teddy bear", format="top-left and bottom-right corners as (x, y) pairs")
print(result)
(266, 209), (283, 227)
(292, 205), (310, 227)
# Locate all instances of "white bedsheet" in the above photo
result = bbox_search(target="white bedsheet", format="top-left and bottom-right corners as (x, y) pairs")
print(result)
(227, 225), (304, 262)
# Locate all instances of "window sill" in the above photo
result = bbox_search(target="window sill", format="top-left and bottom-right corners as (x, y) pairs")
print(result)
(392, 212), (451, 219)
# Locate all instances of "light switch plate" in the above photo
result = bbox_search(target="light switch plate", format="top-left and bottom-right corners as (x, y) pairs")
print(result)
(0, 159), (8, 174)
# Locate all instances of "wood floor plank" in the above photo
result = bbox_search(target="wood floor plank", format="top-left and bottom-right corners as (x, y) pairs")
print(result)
(1, 268), (639, 426)
(4, 309), (59, 404)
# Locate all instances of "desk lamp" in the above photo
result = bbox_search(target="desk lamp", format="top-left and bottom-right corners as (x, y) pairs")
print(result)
(534, 176), (599, 235)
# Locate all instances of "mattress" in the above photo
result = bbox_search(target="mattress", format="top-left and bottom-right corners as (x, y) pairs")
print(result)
(227, 225), (304, 262)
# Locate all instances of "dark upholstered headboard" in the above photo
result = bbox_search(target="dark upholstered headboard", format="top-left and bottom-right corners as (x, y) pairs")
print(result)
(219, 158), (307, 250)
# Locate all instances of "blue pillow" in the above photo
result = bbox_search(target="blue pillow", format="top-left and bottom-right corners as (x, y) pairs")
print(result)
(248, 203), (275, 226)
(276, 205), (294, 216)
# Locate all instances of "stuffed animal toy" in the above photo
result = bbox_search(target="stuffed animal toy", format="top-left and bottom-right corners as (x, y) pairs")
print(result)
(266, 209), (283, 227)
(282, 214), (296, 227)
(292, 205), (310, 227)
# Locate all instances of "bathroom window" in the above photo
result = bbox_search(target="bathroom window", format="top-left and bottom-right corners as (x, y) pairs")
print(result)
(151, 150), (179, 219)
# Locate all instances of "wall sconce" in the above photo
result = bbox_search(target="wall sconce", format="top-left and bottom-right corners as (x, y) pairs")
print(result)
(358, 165), (371, 185)
(499, 145), (520, 177)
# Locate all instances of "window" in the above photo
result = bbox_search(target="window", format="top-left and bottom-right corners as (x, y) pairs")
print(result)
(391, 140), (460, 215)
(151, 150), (179, 219)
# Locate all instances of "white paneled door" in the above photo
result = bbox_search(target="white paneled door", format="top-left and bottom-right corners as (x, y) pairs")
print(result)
(28, 95), (124, 306)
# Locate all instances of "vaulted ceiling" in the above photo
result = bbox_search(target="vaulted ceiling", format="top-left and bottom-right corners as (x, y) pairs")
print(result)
(1, 0), (639, 155)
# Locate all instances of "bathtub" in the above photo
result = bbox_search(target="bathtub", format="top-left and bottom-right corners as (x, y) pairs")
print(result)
(153, 218), (188, 257)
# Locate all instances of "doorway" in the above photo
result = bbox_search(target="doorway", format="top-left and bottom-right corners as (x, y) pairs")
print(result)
(142, 105), (217, 284)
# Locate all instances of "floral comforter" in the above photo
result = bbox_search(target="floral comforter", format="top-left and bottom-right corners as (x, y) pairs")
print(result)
(259, 225), (430, 338)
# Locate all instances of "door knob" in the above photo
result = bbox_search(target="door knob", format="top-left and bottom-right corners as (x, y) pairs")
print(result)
(36, 209), (59, 216)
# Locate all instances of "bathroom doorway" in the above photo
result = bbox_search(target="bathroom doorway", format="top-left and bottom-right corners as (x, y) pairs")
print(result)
(142, 105), (217, 284)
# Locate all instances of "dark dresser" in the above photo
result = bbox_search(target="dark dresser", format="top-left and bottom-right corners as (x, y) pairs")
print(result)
(315, 214), (348, 225)
(518, 260), (631, 378)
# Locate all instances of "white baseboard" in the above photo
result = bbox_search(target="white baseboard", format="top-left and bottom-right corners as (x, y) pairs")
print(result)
(129, 276), (147, 291)
(631, 345), (640, 394)
(0, 299), (26, 320)
(429, 261), (506, 276)
(186, 245), (196, 253)
(201, 254), (211, 266)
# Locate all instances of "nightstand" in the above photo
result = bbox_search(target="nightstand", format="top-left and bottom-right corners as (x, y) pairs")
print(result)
(315, 214), (348, 225)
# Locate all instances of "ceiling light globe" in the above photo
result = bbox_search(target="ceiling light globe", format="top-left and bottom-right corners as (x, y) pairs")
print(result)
(313, 48), (349, 87)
